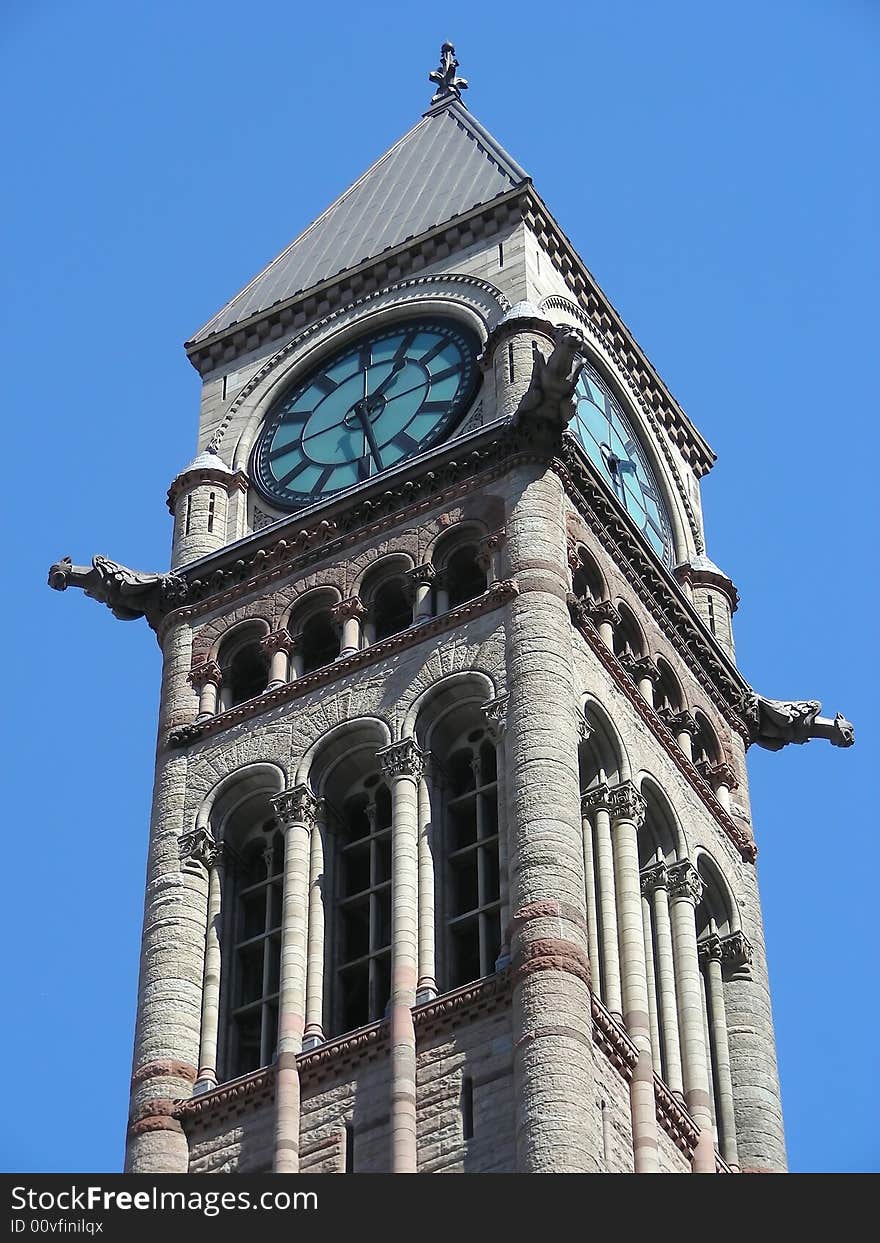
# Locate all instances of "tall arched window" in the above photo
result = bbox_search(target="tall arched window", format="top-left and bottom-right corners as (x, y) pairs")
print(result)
(217, 624), (269, 711)
(654, 658), (683, 716)
(229, 827), (284, 1076)
(444, 544), (487, 609)
(613, 602), (644, 660)
(299, 609), (341, 672)
(360, 559), (414, 644)
(571, 545), (605, 604)
(691, 712), (721, 769)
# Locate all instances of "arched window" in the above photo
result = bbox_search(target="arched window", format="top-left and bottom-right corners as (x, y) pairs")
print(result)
(571, 545), (605, 603)
(228, 827), (284, 1076)
(613, 602), (644, 660)
(691, 712), (721, 768)
(299, 608), (341, 673)
(360, 559), (414, 644)
(444, 544), (487, 609)
(217, 624), (269, 711)
(654, 658), (683, 716)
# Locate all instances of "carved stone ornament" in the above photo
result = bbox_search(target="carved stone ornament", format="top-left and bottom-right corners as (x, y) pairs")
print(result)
(608, 781), (647, 827)
(259, 627), (295, 655)
(179, 826), (221, 870)
(640, 860), (668, 896)
(576, 709), (593, 742)
(697, 932), (723, 964)
(271, 785), (321, 829)
(476, 528), (506, 571)
(48, 555), (188, 625)
(695, 759), (738, 791)
(514, 325), (587, 431)
(666, 860), (703, 906)
(742, 693), (855, 751)
(404, 563), (436, 587)
(428, 41), (468, 105)
(666, 709), (698, 738)
(581, 782), (612, 817)
(330, 596), (366, 623)
(377, 738), (427, 781)
(583, 598), (620, 629)
(619, 653), (659, 687)
(188, 660), (222, 691)
(481, 693), (509, 741)
(720, 930), (753, 968)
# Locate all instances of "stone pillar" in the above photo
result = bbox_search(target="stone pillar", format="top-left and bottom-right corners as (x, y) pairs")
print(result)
(696, 760), (738, 813)
(667, 860), (715, 1172)
(642, 891), (662, 1070)
(260, 628), (294, 690)
(609, 781), (659, 1172)
(434, 572), (450, 617)
(641, 862), (684, 1098)
(125, 619), (201, 1173)
(502, 464), (600, 1173)
(192, 834), (224, 1090)
(585, 599), (619, 650)
(580, 798), (602, 993)
(377, 738), (425, 1174)
(189, 660), (222, 721)
(626, 656), (659, 709)
(582, 785), (622, 1019)
(669, 711), (697, 763)
(416, 760), (437, 1000)
(483, 694), (511, 964)
(405, 564), (436, 624)
(270, 785), (321, 1174)
(303, 817), (326, 1049)
(331, 597), (365, 658)
(476, 529), (506, 587)
(700, 931), (739, 1170)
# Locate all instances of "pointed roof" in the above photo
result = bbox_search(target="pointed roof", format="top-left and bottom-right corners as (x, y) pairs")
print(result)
(187, 99), (528, 348)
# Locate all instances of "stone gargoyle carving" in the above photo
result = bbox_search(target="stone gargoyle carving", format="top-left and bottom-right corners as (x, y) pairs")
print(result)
(741, 693), (855, 751)
(515, 325), (586, 430)
(47, 555), (188, 625)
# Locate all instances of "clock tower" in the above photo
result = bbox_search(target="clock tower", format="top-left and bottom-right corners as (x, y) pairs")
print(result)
(50, 44), (853, 1174)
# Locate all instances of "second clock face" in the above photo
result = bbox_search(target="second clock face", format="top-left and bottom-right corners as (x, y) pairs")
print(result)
(570, 363), (673, 566)
(253, 318), (479, 509)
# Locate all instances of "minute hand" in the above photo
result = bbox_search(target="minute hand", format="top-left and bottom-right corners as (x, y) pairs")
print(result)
(355, 402), (384, 470)
(366, 360), (406, 408)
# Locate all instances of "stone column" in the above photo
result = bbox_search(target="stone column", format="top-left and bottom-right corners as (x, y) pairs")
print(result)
(696, 760), (738, 813)
(667, 860), (715, 1172)
(626, 656), (659, 709)
(270, 784), (320, 1174)
(189, 660), (222, 721)
(476, 529), (506, 587)
(585, 599), (619, 650)
(377, 738), (425, 1174)
(641, 862), (684, 1098)
(434, 571), (450, 616)
(700, 930), (739, 1170)
(331, 597), (365, 658)
(502, 464), (600, 1173)
(303, 816), (326, 1049)
(582, 785), (622, 1019)
(125, 619), (201, 1173)
(608, 782), (659, 1172)
(260, 628), (294, 690)
(416, 759), (437, 1000)
(189, 832), (225, 1090)
(580, 797), (601, 993)
(483, 694), (511, 964)
(668, 711), (697, 763)
(405, 564), (436, 624)
(642, 891), (662, 1070)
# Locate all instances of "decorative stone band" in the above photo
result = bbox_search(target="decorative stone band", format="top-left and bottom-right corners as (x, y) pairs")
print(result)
(187, 660), (222, 692)
(507, 898), (589, 936)
(127, 1098), (184, 1138)
(653, 1074), (700, 1153)
(329, 595), (366, 623)
(271, 785), (321, 830)
(377, 737), (427, 782)
(480, 692), (509, 741)
(511, 938), (591, 988)
(570, 611), (757, 861)
(666, 860), (704, 906)
(179, 826), (222, 871)
(131, 1059), (198, 1089)
(166, 465), (247, 514)
(259, 627), (296, 655)
(167, 583), (518, 749)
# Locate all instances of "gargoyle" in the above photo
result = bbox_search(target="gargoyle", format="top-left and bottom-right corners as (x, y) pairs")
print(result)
(47, 555), (188, 625)
(514, 325), (586, 430)
(742, 693), (855, 751)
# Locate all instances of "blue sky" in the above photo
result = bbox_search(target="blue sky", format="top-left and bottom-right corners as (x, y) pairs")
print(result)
(2, 1), (876, 1173)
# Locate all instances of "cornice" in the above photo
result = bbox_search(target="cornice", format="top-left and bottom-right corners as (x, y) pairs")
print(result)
(166, 581), (518, 749)
(653, 1075), (699, 1155)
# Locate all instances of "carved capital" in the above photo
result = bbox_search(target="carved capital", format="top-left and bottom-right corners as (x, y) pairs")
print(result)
(640, 860), (668, 896)
(179, 826), (222, 870)
(697, 932), (724, 964)
(695, 759), (739, 791)
(666, 709), (698, 738)
(581, 781), (612, 817)
(584, 598), (620, 629)
(476, 528), (506, 571)
(619, 653), (659, 687)
(330, 596), (365, 623)
(721, 930), (753, 968)
(271, 784), (321, 830)
(404, 563), (436, 588)
(188, 660), (222, 691)
(377, 738), (427, 782)
(487, 578), (519, 602)
(259, 627), (295, 656)
(608, 780), (646, 827)
(666, 860), (703, 905)
(481, 694), (509, 741)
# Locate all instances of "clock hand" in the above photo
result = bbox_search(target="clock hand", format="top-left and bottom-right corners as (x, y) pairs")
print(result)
(365, 359), (406, 408)
(354, 401), (384, 470)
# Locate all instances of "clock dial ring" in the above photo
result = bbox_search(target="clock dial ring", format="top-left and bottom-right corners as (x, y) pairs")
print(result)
(570, 362), (674, 566)
(252, 317), (480, 510)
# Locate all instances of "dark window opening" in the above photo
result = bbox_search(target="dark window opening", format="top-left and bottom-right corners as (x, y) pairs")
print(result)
(335, 785), (392, 1034)
(207, 491), (216, 534)
(444, 741), (501, 988)
(707, 594), (716, 635)
(371, 579), (412, 641)
(223, 642), (269, 707)
(299, 609), (341, 673)
(613, 606), (644, 659)
(508, 341), (515, 383)
(344, 1124), (355, 1172)
(498, 241), (504, 267)
(229, 831), (283, 1078)
(445, 545), (487, 609)
(461, 1076), (475, 1140)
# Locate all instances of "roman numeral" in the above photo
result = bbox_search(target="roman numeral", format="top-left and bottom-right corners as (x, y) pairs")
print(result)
(428, 363), (462, 385)
(420, 400), (448, 414)
(312, 375), (338, 396)
(392, 431), (419, 454)
(393, 328), (418, 365)
(312, 466), (335, 493)
(276, 458), (312, 488)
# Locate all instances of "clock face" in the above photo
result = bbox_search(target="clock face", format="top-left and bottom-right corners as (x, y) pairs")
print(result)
(570, 363), (673, 565)
(253, 318), (479, 509)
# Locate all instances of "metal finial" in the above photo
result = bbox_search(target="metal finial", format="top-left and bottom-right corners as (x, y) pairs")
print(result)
(428, 41), (468, 106)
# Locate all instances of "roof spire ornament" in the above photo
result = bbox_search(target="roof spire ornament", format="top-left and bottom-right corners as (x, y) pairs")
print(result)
(429, 41), (468, 106)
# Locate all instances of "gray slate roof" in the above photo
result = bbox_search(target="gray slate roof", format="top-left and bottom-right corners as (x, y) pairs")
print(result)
(188, 101), (529, 347)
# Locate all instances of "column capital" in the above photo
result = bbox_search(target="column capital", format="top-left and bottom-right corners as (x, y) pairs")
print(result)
(720, 930), (753, 968)
(618, 653), (659, 687)
(697, 932), (724, 964)
(330, 596), (365, 623)
(476, 528), (506, 571)
(608, 780), (647, 827)
(695, 758), (739, 791)
(640, 860), (668, 896)
(664, 709), (698, 738)
(271, 784), (321, 830)
(583, 598), (620, 629)
(481, 693), (509, 741)
(581, 781), (612, 816)
(179, 826), (223, 870)
(666, 859), (703, 905)
(259, 627), (296, 656)
(404, 562), (436, 587)
(377, 737), (428, 782)
(188, 660), (222, 691)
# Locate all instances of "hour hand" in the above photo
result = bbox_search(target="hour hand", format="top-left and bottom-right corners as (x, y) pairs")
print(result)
(366, 359), (405, 406)
(353, 401), (384, 470)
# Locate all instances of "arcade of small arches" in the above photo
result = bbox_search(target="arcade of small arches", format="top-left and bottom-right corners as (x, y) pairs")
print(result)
(568, 540), (738, 807)
(181, 671), (748, 1171)
(186, 525), (501, 722)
